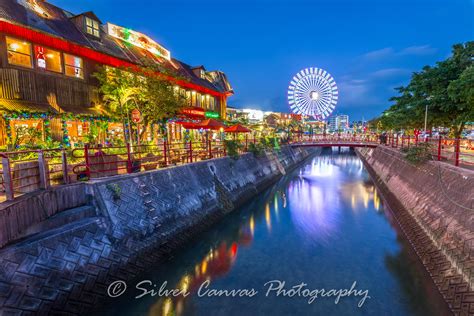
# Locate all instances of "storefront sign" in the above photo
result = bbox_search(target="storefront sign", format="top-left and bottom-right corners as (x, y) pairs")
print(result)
(181, 107), (205, 118)
(205, 111), (219, 118)
(35, 46), (46, 68)
(107, 23), (171, 60)
(131, 109), (142, 123)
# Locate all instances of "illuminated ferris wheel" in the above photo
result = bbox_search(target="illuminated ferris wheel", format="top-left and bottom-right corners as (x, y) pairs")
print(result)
(288, 67), (338, 119)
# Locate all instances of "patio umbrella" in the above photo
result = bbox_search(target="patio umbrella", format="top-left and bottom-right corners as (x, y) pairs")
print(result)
(224, 124), (252, 133)
(199, 119), (226, 130)
(176, 121), (203, 130)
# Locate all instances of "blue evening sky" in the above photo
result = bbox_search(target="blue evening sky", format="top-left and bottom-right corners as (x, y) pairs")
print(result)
(51, 0), (473, 121)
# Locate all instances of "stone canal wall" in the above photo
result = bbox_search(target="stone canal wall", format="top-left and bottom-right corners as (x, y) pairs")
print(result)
(0, 146), (312, 314)
(357, 146), (474, 315)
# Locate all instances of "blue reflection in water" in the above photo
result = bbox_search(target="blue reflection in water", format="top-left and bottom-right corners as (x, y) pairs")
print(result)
(94, 150), (450, 316)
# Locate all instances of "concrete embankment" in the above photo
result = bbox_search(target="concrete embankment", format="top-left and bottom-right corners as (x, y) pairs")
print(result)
(357, 146), (474, 315)
(0, 146), (313, 314)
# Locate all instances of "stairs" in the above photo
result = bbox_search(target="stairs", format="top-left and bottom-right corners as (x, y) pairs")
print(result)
(10, 205), (97, 245)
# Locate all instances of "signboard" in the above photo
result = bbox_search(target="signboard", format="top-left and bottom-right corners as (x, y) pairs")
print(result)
(242, 109), (264, 122)
(181, 107), (205, 118)
(107, 23), (171, 61)
(205, 111), (219, 119)
(131, 109), (141, 123)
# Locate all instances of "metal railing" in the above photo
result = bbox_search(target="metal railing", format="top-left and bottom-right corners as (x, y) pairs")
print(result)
(0, 139), (239, 202)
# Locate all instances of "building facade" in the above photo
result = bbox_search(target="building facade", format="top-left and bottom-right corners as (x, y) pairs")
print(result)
(0, 0), (232, 147)
(328, 114), (349, 132)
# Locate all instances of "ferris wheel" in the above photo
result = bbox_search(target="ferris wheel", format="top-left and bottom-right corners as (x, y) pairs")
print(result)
(288, 67), (338, 119)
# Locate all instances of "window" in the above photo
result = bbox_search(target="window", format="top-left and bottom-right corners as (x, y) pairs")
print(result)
(6, 37), (32, 68)
(85, 17), (100, 37)
(209, 97), (215, 111)
(64, 54), (84, 78)
(35, 46), (62, 73)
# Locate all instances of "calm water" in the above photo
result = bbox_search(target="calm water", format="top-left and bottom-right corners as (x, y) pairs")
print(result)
(96, 150), (450, 316)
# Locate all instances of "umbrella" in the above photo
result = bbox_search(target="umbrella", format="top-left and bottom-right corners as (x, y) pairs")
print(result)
(224, 124), (252, 133)
(176, 121), (203, 130)
(199, 119), (226, 130)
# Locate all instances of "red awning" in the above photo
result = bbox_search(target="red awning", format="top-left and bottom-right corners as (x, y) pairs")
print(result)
(176, 121), (203, 129)
(224, 124), (252, 133)
(199, 119), (226, 130)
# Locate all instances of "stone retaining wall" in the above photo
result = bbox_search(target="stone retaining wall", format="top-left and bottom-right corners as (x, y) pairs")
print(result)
(357, 146), (474, 315)
(0, 146), (312, 314)
(0, 183), (88, 248)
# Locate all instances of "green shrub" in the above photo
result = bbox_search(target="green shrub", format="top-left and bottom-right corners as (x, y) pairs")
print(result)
(106, 183), (122, 200)
(224, 140), (242, 160)
(248, 142), (265, 157)
(404, 143), (433, 164)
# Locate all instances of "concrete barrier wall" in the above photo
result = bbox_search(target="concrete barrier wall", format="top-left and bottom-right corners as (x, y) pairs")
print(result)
(0, 183), (88, 248)
(357, 146), (474, 314)
(91, 146), (307, 243)
(0, 146), (312, 314)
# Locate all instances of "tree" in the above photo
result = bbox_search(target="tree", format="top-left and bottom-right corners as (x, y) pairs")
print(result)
(94, 60), (187, 144)
(377, 41), (474, 137)
(135, 61), (187, 141)
(94, 66), (140, 143)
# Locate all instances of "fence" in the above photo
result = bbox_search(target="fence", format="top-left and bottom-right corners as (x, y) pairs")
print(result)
(0, 139), (239, 202)
(384, 135), (474, 167)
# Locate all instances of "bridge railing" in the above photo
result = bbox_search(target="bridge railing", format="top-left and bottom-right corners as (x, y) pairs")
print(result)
(290, 133), (474, 168)
(384, 135), (474, 168)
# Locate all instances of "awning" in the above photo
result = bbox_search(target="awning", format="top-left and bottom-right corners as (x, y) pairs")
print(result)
(176, 121), (203, 129)
(224, 124), (251, 133)
(199, 119), (226, 130)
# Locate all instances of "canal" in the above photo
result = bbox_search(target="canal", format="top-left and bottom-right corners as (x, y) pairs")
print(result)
(95, 150), (450, 316)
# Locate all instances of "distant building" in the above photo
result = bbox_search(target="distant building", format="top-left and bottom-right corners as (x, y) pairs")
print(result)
(328, 114), (350, 132)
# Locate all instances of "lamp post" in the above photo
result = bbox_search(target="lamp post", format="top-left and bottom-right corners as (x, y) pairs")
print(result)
(424, 96), (431, 135)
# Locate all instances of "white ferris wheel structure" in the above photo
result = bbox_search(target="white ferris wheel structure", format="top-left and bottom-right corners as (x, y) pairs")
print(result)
(288, 67), (338, 119)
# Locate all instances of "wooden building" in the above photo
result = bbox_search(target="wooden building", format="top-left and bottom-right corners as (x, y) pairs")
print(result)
(0, 0), (233, 148)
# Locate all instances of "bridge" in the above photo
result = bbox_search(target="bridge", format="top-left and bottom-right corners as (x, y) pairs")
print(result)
(289, 136), (379, 148)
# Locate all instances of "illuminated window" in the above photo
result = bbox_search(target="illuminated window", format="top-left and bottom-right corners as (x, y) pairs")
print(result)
(6, 37), (32, 68)
(64, 54), (84, 78)
(35, 46), (62, 73)
(191, 91), (197, 106)
(85, 17), (100, 37)
(209, 96), (215, 111)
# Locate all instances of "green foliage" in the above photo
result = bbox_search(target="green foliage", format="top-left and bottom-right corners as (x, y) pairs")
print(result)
(106, 183), (122, 200)
(248, 142), (265, 157)
(404, 143), (433, 164)
(93, 61), (187, 144)
(224, 140), (242, 160)
(378, 41), (474, 137)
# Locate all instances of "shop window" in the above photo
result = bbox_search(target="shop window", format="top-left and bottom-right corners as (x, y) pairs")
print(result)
(6, 37), (32, 68)
(35, 46), (62, 73)
(64, 54), (84, 78)
(85, 17), (100, 37)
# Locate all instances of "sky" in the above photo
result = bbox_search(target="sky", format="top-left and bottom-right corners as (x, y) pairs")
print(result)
(50, 0), (474, 121)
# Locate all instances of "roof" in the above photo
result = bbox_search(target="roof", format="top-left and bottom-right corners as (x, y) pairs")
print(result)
(0, 1), (233, 96)
(0, 99), (56, 113)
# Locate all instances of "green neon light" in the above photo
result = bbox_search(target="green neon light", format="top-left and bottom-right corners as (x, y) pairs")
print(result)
(205, 111), (219, 118)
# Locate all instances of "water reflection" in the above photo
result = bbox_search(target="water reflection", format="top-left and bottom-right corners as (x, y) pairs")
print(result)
(94, 151), (449, 316)
(288, 153), (381, 244)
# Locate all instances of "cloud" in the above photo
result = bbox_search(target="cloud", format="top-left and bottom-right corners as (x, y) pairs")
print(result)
(363, 47), (394, 60)
(362, 45), (436, 60)
(370, 68), (411, 79)
(399, 45), (437, 56)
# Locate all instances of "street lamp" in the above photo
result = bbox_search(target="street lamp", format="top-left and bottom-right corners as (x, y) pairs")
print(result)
(424, 96), (431, 135)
